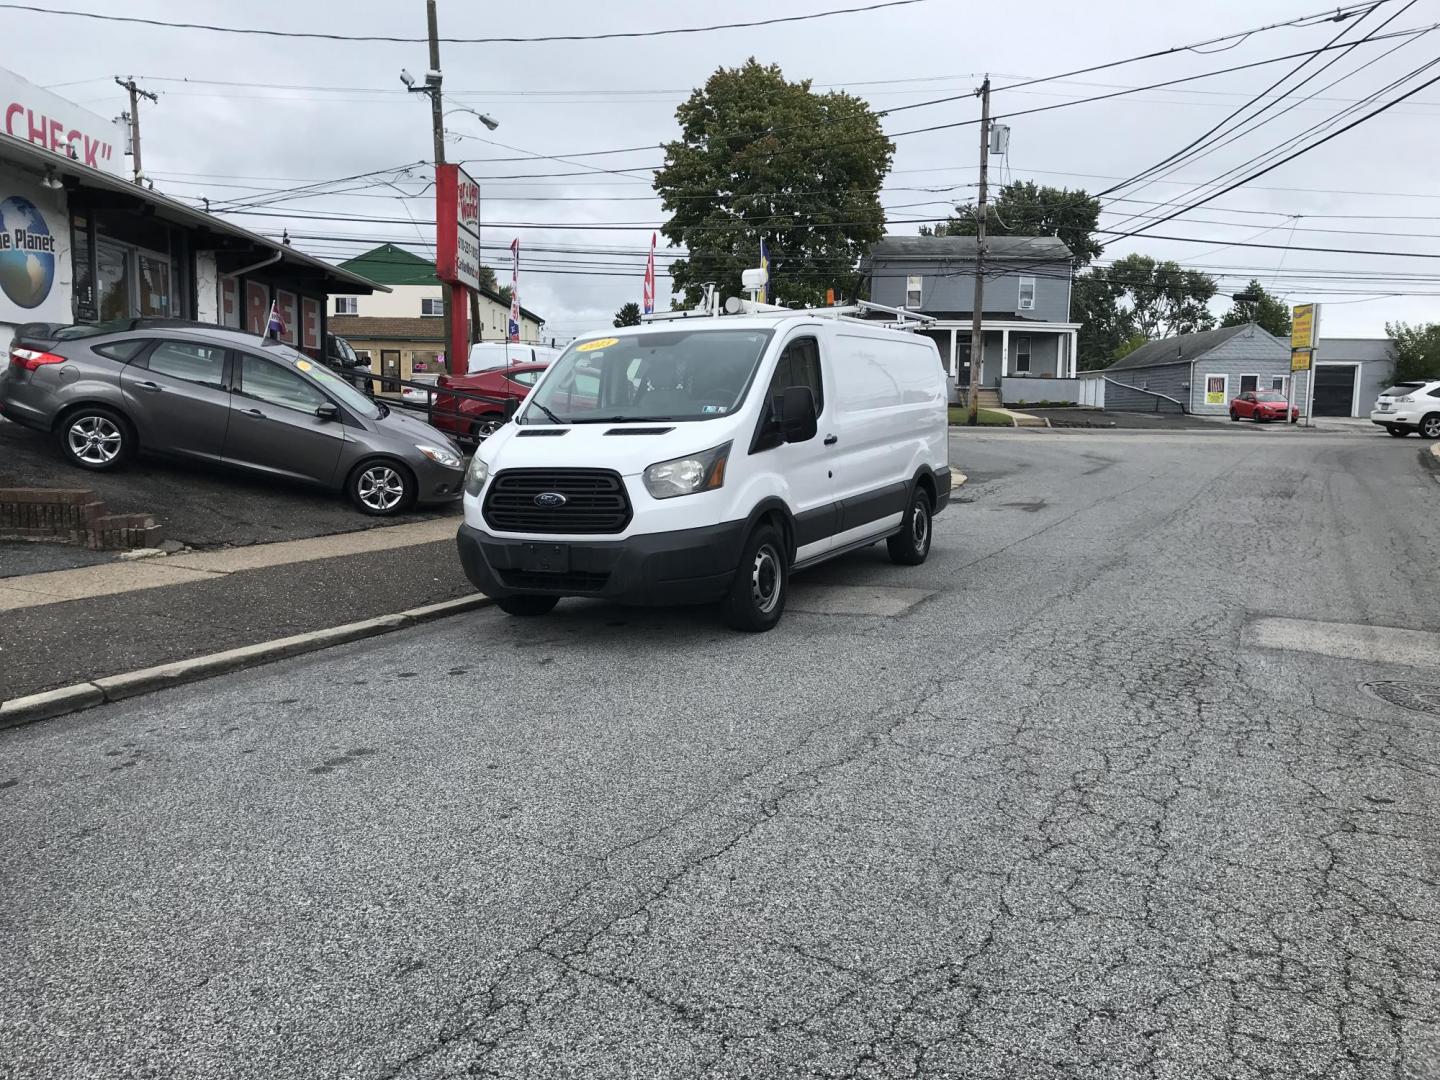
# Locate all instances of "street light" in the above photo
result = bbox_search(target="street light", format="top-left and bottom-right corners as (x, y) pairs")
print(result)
(444, 105), (499, 131)
(399, 68), (416, 89)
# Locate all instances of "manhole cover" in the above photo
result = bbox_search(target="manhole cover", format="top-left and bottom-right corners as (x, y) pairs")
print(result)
(1361, 681), (1440, 715)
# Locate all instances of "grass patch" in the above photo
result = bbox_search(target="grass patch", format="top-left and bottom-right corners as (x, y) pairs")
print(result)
(949, 406), (1013, 426)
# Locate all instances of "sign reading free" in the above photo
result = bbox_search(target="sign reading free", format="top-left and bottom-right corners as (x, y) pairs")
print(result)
(435, 163), (480, 290)
(0, 67), (125, 176)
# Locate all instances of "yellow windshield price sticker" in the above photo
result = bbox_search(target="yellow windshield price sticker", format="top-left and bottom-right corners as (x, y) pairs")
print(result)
(577, 337), (618, 352)
(296, 360), (312, 371)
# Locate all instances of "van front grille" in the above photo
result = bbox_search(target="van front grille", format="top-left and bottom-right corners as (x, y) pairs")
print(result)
(482, 469), (632, 535)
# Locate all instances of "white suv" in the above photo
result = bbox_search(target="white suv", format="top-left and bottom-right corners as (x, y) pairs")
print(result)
(1371, 380), (1440, 438)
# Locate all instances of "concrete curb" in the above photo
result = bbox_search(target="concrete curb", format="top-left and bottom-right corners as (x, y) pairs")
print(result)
(1423, 443), (1440, 476)
(0, 595), (492, 731)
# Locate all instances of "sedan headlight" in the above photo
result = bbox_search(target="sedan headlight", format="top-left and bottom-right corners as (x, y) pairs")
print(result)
(416, 444), (463, 469)
(643, 442), (731, 499)
(463, 454), (490, 497)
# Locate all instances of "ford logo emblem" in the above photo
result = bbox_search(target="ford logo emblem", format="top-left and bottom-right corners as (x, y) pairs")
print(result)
(534, 491), (567, 508)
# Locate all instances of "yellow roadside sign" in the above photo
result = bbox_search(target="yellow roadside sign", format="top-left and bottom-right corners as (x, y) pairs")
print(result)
(1291, 348), (1312, 372)
(1291, 304), (1315, 350)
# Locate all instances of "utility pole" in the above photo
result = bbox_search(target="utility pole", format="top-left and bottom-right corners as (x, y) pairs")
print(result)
(114, 77), (158, 186)
(422, 0), (454, 373)
(966, 76), (991, 426)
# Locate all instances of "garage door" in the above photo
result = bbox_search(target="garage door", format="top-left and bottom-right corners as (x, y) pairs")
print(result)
(1314, 365), (1357, 417)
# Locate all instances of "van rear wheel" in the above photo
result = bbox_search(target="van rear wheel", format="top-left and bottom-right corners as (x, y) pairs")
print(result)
(720, 523), (787, 632)
(887, 485), (933, 566)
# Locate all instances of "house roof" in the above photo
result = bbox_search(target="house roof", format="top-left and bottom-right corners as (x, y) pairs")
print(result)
(0, 132), (386, 295)
(329, 316), (445, 343)
(337, 244), (545, 323)
(868, 235), (1073, 261)
(1106, 324), (1258, 371)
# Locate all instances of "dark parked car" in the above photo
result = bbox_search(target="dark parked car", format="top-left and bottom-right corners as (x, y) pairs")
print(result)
(432, 361), (550, 443)
(1230, 390), (1298, 423)
(324, 332), (373, 392)
(1, 320), (464, 515)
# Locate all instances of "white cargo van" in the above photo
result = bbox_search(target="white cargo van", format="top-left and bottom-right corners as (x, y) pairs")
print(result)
(456, 307), (950, 631)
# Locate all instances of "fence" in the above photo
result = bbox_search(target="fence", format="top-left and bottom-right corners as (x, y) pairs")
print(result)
(1000, 376), (1080, 405)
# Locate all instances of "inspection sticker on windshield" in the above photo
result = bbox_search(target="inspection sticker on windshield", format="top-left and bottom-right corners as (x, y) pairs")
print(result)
(295, 360), (313, 371)
(702, 405), (727, 414)
(577, 337), (618, 352)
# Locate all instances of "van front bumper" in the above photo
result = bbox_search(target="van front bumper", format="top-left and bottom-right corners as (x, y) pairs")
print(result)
(456, 520), (745, 605)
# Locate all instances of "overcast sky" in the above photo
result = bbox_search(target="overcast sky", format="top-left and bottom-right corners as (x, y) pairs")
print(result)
(19, 0), (1440, 338)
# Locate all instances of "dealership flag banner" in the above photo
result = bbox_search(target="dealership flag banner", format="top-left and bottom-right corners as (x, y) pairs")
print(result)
(642, 232), (656, 315)
(758, 237), (770, 304)
(508, 238), (521, 343)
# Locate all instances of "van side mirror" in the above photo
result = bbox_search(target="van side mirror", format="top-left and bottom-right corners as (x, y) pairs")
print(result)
(315, 403), (339, 421)
(779, 386), (818, 443)
(503, 397), (520, 421)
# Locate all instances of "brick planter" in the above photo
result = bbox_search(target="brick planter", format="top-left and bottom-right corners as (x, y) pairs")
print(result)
(0, 488), (164, 550)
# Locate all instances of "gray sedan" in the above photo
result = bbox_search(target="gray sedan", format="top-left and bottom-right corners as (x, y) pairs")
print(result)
(1, 321), (464, 515)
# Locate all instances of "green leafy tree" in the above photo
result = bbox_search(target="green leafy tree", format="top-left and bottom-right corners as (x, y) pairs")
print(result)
(1385, 321), (1440, 382)
(1072, 269), (1129, 370)
(1222, 279), (1292, 339)
(655, 59), (893, 307)
(1106, 253), (1217, 340)
(922, 181), (1104, 266)
(1113, 332), (1150, 361)
(613, 302), (642, 327)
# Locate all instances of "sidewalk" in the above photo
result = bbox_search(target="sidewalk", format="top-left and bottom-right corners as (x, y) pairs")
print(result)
(0, 518), (475, 703)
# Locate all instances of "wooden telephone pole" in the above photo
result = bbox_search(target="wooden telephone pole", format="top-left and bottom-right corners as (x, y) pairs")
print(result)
(967, 77), (991, 425)
(114, 77), (158, 186)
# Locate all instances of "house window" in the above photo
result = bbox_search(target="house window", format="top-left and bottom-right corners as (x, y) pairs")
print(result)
(1204, 374), (1228, 406)
(905, 275), (922, 309)
(334, 296), (358, 315)
(1239, 374), (1259, 394)
(421, 297), (444, 317)
(1271, 375), (1287, 393)
(1018, 276), (1036, 311)
(1015, 336), (1031, 373)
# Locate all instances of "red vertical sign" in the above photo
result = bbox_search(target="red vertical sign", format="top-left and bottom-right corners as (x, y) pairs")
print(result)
(275, 289), (297, 346)
(301, 297), (320, 351)
(245, 281), (269, 334)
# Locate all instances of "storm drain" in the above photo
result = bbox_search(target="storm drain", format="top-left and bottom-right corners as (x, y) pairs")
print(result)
(1361, 681), (1440, 716)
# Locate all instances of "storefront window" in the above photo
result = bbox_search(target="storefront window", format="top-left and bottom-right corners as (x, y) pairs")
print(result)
(138, 253), (170, 317)
(97, 239), (130, 322)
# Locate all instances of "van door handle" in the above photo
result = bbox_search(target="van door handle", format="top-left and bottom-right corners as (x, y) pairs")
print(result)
(824, 434), (838, 446)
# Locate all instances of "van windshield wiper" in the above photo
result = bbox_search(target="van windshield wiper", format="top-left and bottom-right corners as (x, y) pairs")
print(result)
(527, 401), (565, 425)
(569, 415), (675, 424)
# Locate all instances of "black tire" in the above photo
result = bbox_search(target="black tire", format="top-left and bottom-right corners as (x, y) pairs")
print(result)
(470, 414), (506, 443)
(1386, 426), (1409, 438)
(887, 484), (934, 566)
(496, 594), (559, 617)
(1229, 410), (1239, 422)
(720, 523), (787, 632)
(1420, 413), (1440, 440)
(56, 405), (133, 471)
(1252, 410), (1265, 423)
(346, 459), (416, 516)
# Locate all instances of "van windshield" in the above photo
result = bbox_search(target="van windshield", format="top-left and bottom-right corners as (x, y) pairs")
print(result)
(522, 328), (774, 424)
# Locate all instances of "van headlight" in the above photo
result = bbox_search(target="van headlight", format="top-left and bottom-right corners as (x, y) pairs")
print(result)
(643, 442), (730, 499)
(463, 454), (490, 497)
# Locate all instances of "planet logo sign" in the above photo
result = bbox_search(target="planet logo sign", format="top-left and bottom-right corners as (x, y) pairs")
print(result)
(0, 196), (57, 309)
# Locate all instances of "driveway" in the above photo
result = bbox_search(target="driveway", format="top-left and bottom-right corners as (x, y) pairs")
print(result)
(0, 417), (458, 550)
(3, 427), (1439, 1078)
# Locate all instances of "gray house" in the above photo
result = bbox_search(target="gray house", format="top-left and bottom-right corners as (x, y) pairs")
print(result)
(865, 235), (1081, 396)
(1097, 323), (1310, 416)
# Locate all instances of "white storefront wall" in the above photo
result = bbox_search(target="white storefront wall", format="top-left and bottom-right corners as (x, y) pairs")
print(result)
(0, 163), (73, 355)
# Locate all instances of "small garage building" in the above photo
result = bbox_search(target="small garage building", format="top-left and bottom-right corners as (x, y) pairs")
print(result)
(1100, 323), (1311, 416)
(1311, 337), (1394, 417)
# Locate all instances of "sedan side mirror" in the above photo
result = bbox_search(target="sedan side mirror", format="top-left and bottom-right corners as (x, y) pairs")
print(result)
(315, 403), (339, 421)
(779, 385), (818, 443)
(503, 397), (519, 421)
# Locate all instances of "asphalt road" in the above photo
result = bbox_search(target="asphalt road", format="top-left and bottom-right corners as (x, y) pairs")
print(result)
(4, 426), (1440, 1079)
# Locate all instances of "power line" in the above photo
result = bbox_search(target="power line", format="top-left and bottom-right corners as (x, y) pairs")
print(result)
(0, 0), (930, 44)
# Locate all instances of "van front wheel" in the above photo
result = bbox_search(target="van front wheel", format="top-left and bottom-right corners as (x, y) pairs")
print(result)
(720, 523), (787, 632)
(887, 486), (933, 566)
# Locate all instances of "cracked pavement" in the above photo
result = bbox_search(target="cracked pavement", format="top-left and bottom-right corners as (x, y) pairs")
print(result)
(3, 428), (1439, 1079)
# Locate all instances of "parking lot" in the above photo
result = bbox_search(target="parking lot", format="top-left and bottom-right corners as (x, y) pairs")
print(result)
(3, 425), (1438, 1078)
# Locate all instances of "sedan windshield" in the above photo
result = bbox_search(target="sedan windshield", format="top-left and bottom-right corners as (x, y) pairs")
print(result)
(1255, 392), (1285, 402)
(259, 340), (381, 420)
(522, 328), (774, 424)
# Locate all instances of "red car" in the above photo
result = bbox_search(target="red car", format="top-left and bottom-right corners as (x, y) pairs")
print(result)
(432, 362), (549, 443)
(1230, 390), (1298, 423)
